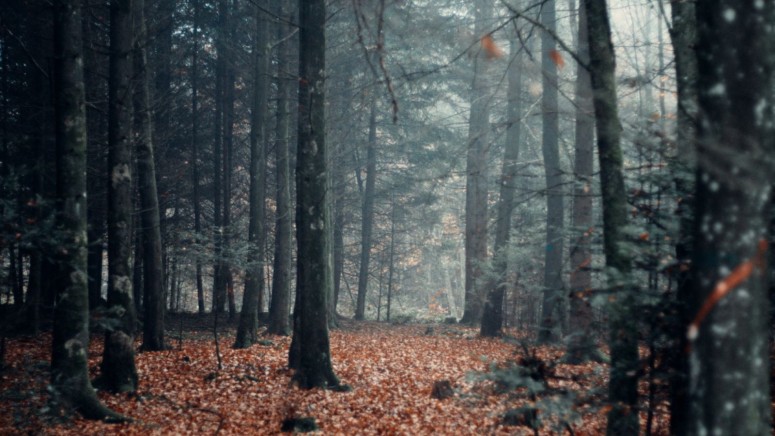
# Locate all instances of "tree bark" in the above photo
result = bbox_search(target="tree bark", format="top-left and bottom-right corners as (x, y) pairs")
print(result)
(268, 2), (295, 336)
(583, 0), (638, 433)
(211, 0), (226, 314)
(355, 98), (378, 320)
(51, 0), (122, 419)
(460, 0), (492, 325)
(666, 0), (697, 432)
(100, 0), (138, 393)
(235, 0), (269, 348)
(189, 0), (205, 316)
(564, 1), (599, 363)
(538, 0), (565, 343)
(481, 34), (523, 337)
(685, 2), (774, 434)
(134, 0), (166, 351)
(288, 0), (340, 389)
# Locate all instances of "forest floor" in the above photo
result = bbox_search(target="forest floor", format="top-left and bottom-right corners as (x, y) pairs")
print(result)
(0, 315), (672, 435)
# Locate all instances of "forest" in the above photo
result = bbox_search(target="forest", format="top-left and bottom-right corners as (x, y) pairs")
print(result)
(0, 0), (773, 434)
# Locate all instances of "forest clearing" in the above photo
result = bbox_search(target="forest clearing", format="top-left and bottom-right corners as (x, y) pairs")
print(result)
(1, 317), (669, 435)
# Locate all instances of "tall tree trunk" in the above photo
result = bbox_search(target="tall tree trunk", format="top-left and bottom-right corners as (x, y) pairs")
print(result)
(288, 0), (341, 389)
(51, 0), (122, 419)
(684, 3), (774, 434)
(564, 1), (599, 363)
(666, 0), (697, 432)
(355, 98), (378, 320)
(460, 0), (492, 325)
(100, 0), (138, 394)
(481, 34), (523, 337)
(268, 2), (294, 335)
(222, 0), (237, 320)
(189, 0), (205, 315)
(211, 0), (226, 314)
(583, 0), (638, 433)
(235, 0), (269, 348)
(538, 0), (565, 343)
(134, 0), (166, 351)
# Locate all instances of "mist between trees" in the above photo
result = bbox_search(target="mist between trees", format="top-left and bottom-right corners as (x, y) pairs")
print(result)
(0, 0), (772, 434)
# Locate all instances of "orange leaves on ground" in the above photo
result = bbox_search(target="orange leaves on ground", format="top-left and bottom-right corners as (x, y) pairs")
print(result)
(549, 49), (565, 69)
(0, 320), (665, 435)
(480, 35), (503, 59)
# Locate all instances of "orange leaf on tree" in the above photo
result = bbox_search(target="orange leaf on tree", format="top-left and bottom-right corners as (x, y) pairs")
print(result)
(549, 49), (565, 69)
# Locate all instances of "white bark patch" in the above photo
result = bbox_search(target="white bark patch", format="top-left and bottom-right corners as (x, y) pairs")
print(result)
(707, 83), (726, 96)
(111, 275), (132, 295)
(111, 163), (131, 186)
(64, 338), (85, 357)
(70, 270), (87, 286)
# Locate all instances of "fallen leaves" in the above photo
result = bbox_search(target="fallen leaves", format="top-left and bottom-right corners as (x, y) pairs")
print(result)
(0, 321), (670, 435)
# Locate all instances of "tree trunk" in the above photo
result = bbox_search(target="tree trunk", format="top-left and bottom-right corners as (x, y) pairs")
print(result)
(235, 0), (269, 348)
(268, 3), (294, 336)
(583, 0), (639, 433)
(221, 1), (237, 321)
(189, 0), (205, 316)
(460, 0), (492, 325)
(288, 0), (340, 389)
(538, 0), (565, 343)
(564, 1), (599, 363)
(134, 0), (166, 351)
(684, 3), (774, 434)
(665, 0), (697, 432)
(481, 34), (523, 337)
(355, 99), (378, 320)
(211, 0), (226, 314)
(51, 0), (122, 419)
(100, 0), (138, 393)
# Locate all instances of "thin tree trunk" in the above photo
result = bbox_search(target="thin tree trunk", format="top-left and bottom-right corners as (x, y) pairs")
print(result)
(211, 0), (226, 314)
(355, 99), (378, 320)
(268, 3), (294, 335)
(583, 0), (638, 433)
(481, 33), (523, 337)
(235, 0), (269, 348)
(190, 0), (205, 315)
(460, 0), (492, 325)
(222, 0), (237, 320)
(538, 0), (565, 343)
(564, 0), (600, 363)
(134, 0), (166, 351)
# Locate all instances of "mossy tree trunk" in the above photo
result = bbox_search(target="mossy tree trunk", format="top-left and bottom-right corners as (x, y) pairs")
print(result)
(51, 0), (123, 419)
(100, 0), (138, 394)
(288, 0), (340, 389)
